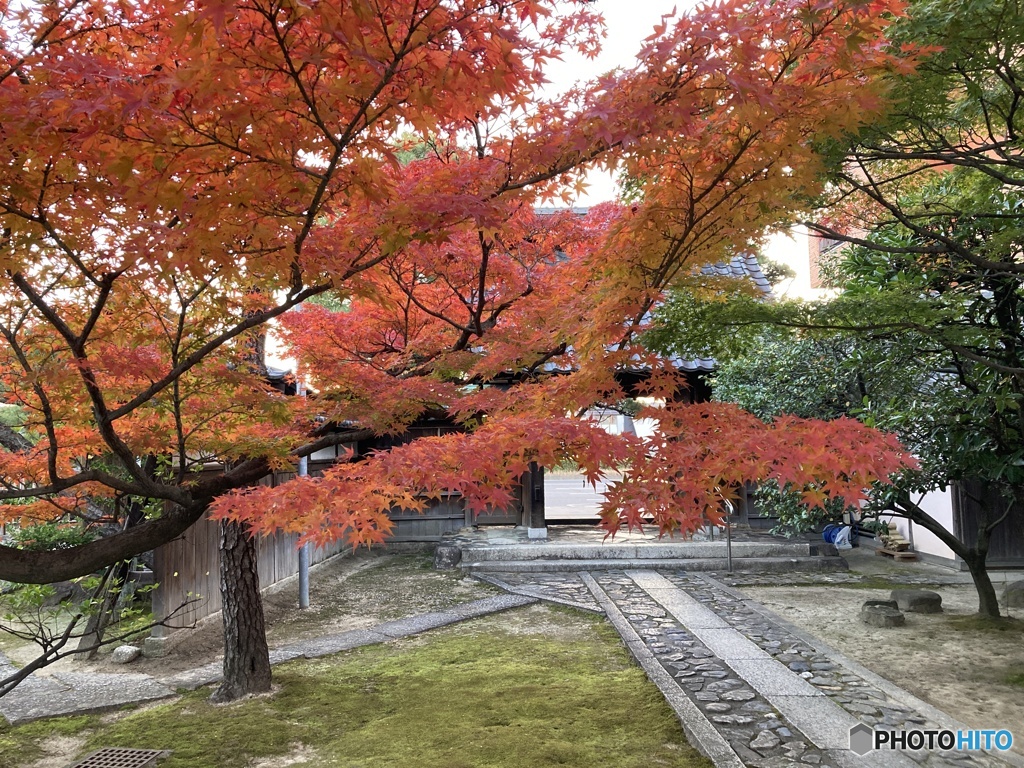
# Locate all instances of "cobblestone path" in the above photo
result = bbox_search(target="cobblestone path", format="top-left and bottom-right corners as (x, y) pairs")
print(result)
(486, 570), (1017, 768)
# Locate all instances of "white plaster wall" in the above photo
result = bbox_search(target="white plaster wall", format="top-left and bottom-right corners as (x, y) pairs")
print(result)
(763, 226), (834, 301)
(876, 488), (958, 562)
(631, 417), (659, 442)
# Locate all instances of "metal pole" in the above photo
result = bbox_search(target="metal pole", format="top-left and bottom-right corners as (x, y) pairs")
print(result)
(725, 501), (733, 573)
(297, 378), (310, 610)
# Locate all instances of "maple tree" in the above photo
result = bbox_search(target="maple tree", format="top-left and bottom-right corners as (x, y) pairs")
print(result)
(0, 0), (916, 699)
(652, 0), (1024, 618)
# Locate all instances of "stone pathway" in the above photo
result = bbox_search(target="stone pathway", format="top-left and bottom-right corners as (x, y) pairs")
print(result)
(1, 566), (1020, 768)
(489, 569), (1022, 768)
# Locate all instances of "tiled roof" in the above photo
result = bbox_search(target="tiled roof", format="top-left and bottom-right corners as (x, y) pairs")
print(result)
(672, 254), (772, 372)
(701, 253), (773, 296)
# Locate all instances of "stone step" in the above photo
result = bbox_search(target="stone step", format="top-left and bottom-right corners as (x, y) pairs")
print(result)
(460, 556), (848, 574)
(459, 540), (816, 562)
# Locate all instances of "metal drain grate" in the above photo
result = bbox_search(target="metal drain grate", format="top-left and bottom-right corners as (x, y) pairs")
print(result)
(68, 747), (170, 768)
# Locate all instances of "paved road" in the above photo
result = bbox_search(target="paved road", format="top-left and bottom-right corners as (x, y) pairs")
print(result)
(544, 473), (618, 521)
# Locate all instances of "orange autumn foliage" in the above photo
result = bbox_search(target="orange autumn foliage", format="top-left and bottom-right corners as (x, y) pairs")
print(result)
(0, 0), (917, 580)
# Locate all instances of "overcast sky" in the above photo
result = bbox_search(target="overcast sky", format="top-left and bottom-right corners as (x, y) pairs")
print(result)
(543, 1), (697, 204)
(539, 1), (819, 297)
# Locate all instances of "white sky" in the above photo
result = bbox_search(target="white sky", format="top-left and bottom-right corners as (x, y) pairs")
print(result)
(542, 1), (695, 205)
(539, 1), (821, 298)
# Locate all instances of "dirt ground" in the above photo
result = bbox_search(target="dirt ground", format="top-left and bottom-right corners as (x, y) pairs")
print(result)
(2, 550), (500, 678)
(4, 542), (1022, 759)
(137, 550), (500, 677)
(742, 552), (1024, 754)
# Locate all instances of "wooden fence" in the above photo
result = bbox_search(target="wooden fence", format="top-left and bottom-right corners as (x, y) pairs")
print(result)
(952, 480), (1024, 567)
(151, 461), (523, 633)
(151, 464), (349, 633)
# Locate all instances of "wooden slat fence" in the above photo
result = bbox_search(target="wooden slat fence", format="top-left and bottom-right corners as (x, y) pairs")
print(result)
(952, 480), (1024, 567)
(151, 464), (348, 633)
(151, 460), (520, 633)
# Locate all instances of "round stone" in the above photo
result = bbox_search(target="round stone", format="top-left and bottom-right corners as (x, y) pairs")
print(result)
(705, 679), (744, 692)
(721, 688), (756, 701)
(785, 741), (808, 756)
(750, 729), (781, 752)
(711, 714), (755, 725)
(860, 605), (906, 627)
(890, 589), (942, 614)
(110, 644), (142, 664)
(862, 599), (899, 610)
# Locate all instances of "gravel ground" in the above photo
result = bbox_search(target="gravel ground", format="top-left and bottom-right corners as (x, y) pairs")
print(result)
(4, 550), (501, 678)
(743, 577), (1024, 756)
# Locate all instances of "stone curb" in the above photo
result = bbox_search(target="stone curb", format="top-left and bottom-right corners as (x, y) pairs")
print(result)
(699, 574), (1024, 768)
(162, 593), (538, 690)
(474, 574), (607, 615)
(579, 572), (746, 768)
(1, 594), (538, 724)
(0, 669), (175, 725)
(462, 556), (845, 574)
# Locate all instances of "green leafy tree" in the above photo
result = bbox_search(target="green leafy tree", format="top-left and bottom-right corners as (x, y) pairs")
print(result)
(710, 330), (915, 536)
(652, 0), (1024, 617)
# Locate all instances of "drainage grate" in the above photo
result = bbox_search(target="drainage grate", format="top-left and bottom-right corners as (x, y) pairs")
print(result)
(68, 747), (170, 768)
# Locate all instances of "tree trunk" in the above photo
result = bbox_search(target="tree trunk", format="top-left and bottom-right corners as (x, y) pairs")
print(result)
(889, 492), (1004, 619)
(962, 551), (1002, 618)
(965, 504), (1004, 619)
(210, 518), (271, 703)
(74, 560), (131, 660)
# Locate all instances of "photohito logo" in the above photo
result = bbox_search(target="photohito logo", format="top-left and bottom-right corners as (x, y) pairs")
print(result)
(849, 724), (1014, 756)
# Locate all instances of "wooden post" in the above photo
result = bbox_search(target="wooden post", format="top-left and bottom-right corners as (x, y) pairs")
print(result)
(527, 461), (547, 539)
(518, 472), (530, 529)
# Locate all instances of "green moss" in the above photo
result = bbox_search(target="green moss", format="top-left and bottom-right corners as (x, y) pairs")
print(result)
(0, 628), (28, 657)
(51, 608), (710, 768)
(1006, 672), (1024, 687)
(0, 715), (99, 766)
(947, 615), (1024, 633)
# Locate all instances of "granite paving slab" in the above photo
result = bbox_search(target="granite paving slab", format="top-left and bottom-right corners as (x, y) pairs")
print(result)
(0, 662), (174, 724)
(474, 572), (604, 613)
(647, 571), (1014, 768)
(477, 568), (1020, 768)
(589, 571), (839, 768)
(160, 661), (224, 692)
(579, 572), (745, 768)
(443, 592), (536, 618)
